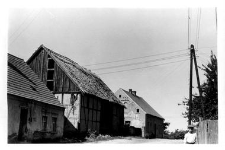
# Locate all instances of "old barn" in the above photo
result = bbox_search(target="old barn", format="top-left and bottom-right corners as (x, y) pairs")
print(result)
(115, 88), (164, 138)
(26, 45), (124, 136)
(7, 54), (65, 142)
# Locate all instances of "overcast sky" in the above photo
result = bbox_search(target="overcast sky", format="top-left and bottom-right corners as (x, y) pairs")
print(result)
(8, 8), (217, 131)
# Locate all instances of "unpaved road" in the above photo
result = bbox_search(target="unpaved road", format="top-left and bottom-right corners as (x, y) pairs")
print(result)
(89, 137), (183, 144)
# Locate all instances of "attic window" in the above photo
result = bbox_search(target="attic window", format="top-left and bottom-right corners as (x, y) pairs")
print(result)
(48, 58), (55, 69)
(47, 70), (54, 80)
(119, 95), (121, 98)
(137, 109), (139, 113)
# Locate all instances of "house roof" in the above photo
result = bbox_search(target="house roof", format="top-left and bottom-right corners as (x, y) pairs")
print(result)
(8, 53), (64, 108)
(121, 89), (164, 119)
(27, 45), (123, 106)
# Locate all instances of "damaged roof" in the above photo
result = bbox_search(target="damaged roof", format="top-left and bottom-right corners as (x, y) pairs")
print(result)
(121, 89), (164, 119)
(8, 53), (64, 108)
(27, 45), (123, 105)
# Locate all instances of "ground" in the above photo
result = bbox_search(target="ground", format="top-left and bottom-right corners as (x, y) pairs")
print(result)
(86, 137), (183, 144)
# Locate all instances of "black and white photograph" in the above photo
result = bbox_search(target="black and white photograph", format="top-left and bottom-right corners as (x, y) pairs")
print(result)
(1, 0), (224, 146)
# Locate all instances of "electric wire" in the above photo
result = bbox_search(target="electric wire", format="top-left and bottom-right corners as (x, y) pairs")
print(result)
(215, 7), (217, 31)
(9, 9), (42, 46)
(154, 60), (187, 88)
(188, 8), (190, 49)
(92, 53), (189, 71)
(195, 8), (200, 48)
(196, 8), (201, 50)
(97, 59), (189, 75)
(84, 48), (188, 67)
(9, 9), (35, 40)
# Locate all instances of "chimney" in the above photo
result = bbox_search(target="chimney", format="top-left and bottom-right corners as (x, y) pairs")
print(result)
(132, 91), (136, 96)
(129, 89), (132, 93)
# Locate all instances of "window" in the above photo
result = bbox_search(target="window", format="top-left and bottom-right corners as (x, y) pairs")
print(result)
(42, 116), (47, 131)
(125, 121), (130, 126)
(48, 58), (55, 69)
(137, 109), (139, 113)
(52, 117), (57, 132)
(119, 95), (121, 98)
(47, 70), (54, 80)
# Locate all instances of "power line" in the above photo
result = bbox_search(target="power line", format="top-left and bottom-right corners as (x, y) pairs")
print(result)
(195, 8), (201, 50)
(83, 46), (214, 69)
(188, 8), (190, 49)
(154, 60), (187, 88)
(9, 9), (42, 46)
(97, 59), (189, 75)
(84, 48), (188, 67)
(215, 7), (217, 31)
(9, 9), (35, 40)
(92, 53), (188, 71)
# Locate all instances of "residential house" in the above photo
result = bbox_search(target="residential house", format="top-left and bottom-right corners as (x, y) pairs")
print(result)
(115, 88), (164, 138)
(26, 45), (124, 136)
(7, 54), (65, 142)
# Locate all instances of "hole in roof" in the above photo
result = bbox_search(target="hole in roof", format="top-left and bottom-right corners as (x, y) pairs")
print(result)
(30, 85), (37, 92)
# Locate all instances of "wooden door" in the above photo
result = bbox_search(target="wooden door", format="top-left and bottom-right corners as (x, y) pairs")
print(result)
(18, 108), (28, 141)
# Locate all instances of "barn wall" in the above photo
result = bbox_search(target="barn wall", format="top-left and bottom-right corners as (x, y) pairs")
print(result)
(145, 114), (164, 138)
(112, 103), (124, 135)
(79, 94), (124, 136)
(80, 94), (101, 134)
(8, 94), (64, 142)
(53, 63), (80, 93)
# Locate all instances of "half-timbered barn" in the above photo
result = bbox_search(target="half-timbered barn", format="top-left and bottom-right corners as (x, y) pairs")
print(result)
(115, 88), (164, 138)
(26, 45), (124, 137)
(7, 54), (65, 142)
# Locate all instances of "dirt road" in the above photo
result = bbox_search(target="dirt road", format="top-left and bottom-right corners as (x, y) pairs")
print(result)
(89, 137), (183, 144)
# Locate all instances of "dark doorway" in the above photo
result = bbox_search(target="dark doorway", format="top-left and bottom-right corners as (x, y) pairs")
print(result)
(18, 108), (28, 141)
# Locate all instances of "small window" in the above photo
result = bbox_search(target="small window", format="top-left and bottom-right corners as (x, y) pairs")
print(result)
(42, 116), (47, 131)
(119, 95), (121, 98)
(125, 121), (130, 126)
(47, 70), (54, 80)
(47, 81), (54, 91)
(52, 117), (57, 132)
(137, 109), (139, 113)
(48, 59), (55, 69)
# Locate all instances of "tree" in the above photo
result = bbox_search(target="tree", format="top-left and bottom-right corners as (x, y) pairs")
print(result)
(181, 51), (218, 122)
(163, 122), (170, 138)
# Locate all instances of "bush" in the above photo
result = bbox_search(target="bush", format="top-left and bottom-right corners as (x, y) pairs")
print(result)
(85, 129), (113, 142)
(163, 129), (188, 139)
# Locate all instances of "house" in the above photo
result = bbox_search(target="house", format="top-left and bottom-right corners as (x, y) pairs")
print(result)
(26, 45), (124, 136)
(115, 88), (164, 138)
(7, 54), (65, 142)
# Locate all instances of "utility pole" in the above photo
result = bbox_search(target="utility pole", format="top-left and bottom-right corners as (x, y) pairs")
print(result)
(188, 44), (205, 125)
(188, 45), (193, 125)
(192, 45), (206, 120)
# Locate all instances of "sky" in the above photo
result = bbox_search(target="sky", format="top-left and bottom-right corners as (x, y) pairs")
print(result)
(7, 7), (217, 132)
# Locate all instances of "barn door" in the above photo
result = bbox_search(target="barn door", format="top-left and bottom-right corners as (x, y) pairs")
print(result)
(18, 108), (28, 141)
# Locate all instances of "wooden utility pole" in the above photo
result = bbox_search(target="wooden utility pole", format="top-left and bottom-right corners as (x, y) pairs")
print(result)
(189, 45), (193, 125)
(192, 45), (206, 120)
(188, 44), (205, 125)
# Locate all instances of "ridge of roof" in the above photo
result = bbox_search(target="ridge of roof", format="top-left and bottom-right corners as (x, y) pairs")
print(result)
(121, 88), (164, 119)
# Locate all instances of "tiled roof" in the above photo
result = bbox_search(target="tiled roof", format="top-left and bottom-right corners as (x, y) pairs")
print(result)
(7, 53), (64, 108)
(122, 89), (164, 119)
(29, 45), (123, 105)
